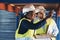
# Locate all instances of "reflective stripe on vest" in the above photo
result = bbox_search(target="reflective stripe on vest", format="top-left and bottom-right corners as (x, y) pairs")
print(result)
(15, 18), (34, 38)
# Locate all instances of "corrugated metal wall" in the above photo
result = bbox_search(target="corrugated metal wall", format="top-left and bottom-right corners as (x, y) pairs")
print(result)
(0, 3), (16, 40)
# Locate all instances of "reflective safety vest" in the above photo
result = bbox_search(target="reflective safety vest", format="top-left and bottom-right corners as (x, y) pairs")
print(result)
(15, 18), (34, 38)
(34, 18), (51, 35)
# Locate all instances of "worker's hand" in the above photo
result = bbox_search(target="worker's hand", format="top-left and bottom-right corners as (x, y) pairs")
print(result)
(47, 33), (56, 40)
(33, 34), (37, 38)
(47, 33), (55, 37)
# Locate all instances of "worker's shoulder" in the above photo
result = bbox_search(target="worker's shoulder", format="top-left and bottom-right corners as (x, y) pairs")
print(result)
(21, 18), (31, 22)
(21, 19), (28, 23)
(46, 18), (55, 25)
(46, 18), (54, 22)
(20, 18), (31, 24)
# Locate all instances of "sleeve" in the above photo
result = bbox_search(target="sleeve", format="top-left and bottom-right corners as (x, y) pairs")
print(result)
(52, 21), (59, 36)
(47, 19), (59, 36)
(21, 19), (46, 29)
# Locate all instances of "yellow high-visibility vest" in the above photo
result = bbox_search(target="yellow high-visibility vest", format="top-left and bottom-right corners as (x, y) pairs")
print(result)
(15, 18), (34, 38)
(34, 18), (51, 35)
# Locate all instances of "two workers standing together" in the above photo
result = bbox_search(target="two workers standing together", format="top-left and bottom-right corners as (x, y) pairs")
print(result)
(15, 4), (59, 40)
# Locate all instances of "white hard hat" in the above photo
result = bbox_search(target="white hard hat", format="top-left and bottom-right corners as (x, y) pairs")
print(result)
(38, 6), (46, 10)
(35, 6), (46, 13)
(35, 8), (40, 13)
(22, 4), (35, 15)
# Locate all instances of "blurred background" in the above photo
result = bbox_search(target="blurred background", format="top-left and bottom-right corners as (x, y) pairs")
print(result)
(0, 3), (60, 40)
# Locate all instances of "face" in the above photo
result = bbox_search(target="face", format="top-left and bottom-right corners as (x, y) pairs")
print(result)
(26, 11), (35, 20)
(37, 11), (45, 19)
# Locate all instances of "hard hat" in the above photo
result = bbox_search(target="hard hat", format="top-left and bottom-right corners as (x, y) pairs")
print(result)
(35, 8), (40, 13)
(35, 6), (46, 13)
(38, 6), (46, 10)
(22, 4), (35, 15)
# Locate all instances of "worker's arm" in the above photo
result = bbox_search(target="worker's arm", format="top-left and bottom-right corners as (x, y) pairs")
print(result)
(47, 19), (59, 37)
(18, 18), (47, 34)
(21, 19), (46, 29)
(18, 15), (51, 34)
(52, 20), (59, 36)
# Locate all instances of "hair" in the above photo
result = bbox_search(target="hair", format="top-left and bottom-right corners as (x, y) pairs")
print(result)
(48, 9), (54, 17)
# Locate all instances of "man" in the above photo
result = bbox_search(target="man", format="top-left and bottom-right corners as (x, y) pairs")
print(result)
(47, 10), (59, 40)
(15, 4), (50, 40)
(34, 6), (59, 40)
(34, 6), (46, 35)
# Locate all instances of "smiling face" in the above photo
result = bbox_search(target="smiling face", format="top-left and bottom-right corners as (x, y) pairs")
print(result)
(38, 12), (44, 19)
(37, 10), (45, 19)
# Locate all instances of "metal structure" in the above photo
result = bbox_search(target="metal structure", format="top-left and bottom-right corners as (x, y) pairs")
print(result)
(0, 10), (16, 40)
